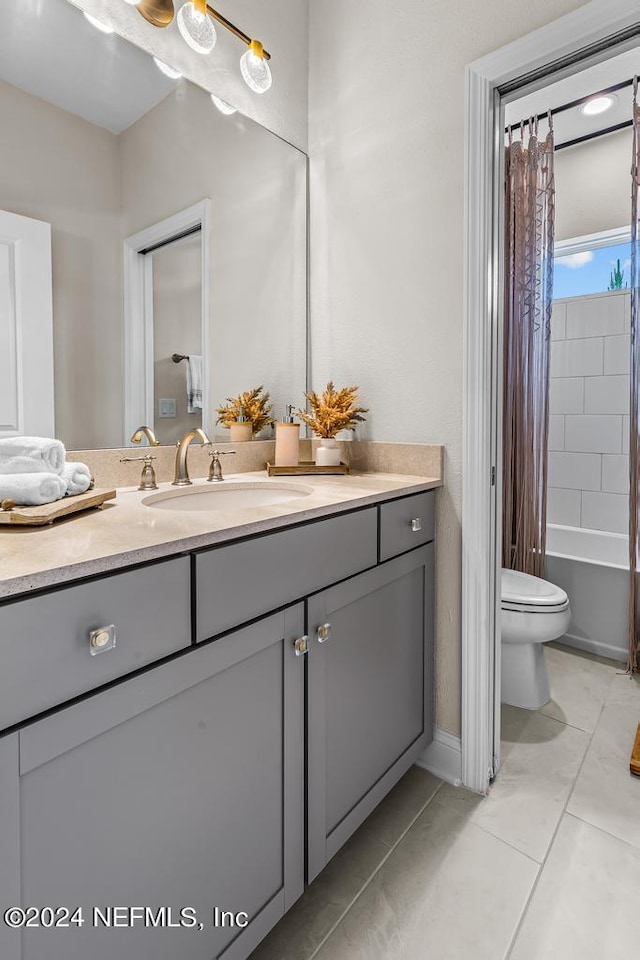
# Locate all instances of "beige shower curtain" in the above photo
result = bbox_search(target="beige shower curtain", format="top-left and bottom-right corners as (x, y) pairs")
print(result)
(502, 120), (555, 577)
(629, 79), (640, 673)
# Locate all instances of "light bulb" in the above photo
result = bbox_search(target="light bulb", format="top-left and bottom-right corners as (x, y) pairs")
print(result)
(211, 95), (237, 116)
(153, 57), (183, 79)
(83, 12), (115, 34)
(581, 95), (616, 117)
(177, 2), (217, 55)
(240, 40), (272, 94)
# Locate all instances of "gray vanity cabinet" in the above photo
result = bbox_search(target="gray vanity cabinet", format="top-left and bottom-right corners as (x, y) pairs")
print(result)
(1, 605), (305, 960)
(307, 544), (434, 881)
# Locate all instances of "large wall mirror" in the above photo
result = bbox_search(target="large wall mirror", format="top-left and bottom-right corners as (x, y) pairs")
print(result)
(0, 0), (307, 449)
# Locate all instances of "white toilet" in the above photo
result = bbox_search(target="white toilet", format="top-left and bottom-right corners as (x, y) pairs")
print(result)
(501, 569), (571, 710)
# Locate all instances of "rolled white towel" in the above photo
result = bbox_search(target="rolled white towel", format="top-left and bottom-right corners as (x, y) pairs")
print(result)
(0, 473), (67, 506)
(0, 437), (66, 475)
(61, 461), (92, 497)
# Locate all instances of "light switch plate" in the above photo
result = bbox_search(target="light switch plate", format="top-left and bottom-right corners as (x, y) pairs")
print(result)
(159, 398), (177, 418)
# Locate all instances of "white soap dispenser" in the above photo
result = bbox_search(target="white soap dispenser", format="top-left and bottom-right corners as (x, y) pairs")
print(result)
(274, 405), (300, 467)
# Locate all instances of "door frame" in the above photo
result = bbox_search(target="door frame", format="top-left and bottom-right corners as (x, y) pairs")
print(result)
(123, 199), (211, 445)
(462, 0), (640, 794)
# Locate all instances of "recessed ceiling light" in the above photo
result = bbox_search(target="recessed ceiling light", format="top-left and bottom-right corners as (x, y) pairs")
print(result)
(581, 94), (616, 117)
(83, 12), (115, 34)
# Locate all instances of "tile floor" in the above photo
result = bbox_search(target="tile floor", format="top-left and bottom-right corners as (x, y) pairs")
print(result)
(251, 642), (640, 960)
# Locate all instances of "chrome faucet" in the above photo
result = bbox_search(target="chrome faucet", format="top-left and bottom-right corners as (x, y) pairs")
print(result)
(173, 429), (211, 486)
(130, 425), (160, 446)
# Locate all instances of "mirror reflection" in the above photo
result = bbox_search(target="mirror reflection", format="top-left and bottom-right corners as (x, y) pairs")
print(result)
(0, 0), (307, 449)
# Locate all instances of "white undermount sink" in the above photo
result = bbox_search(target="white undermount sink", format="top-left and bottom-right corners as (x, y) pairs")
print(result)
(142, 481), (313, 513)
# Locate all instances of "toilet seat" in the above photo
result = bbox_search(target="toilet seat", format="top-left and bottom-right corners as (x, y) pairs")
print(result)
(501, 569), (568, 612)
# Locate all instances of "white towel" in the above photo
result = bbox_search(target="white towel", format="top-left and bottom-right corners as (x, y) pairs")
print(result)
(61, 461), (92, 496)
(186, 356), (203, 413)
(0, 437), (66, 475)
(0, 473), (67, 506)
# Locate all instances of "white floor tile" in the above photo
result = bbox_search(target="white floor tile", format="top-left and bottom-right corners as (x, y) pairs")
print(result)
(568, 691), (640, 851)
(468, 707), (589, 862)
(509, 815), (640, 960)
(539, 643), (616, 732)
(313, 785), (538, 960)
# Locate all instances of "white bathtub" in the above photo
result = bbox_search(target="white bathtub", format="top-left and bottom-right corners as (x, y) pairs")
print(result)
(545, 524), (629, 663)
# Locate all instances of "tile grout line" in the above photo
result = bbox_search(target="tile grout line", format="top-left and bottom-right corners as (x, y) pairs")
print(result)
(305, 779), (446, 960)
(503, 682), (610, 960)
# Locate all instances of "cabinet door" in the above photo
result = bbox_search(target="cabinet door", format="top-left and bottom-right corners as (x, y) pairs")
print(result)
(13, 605), (305, 960)
(307, 546), (433, 881)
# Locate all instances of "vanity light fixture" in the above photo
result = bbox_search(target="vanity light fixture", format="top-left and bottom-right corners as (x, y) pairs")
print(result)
(211, 94), (237, 116)
(581, 94), (616, 117)
(83, 12), (115, 34)
(153, 56), (183, 79)
(132, 0), (273, 93)
(177, 0), (217, 55)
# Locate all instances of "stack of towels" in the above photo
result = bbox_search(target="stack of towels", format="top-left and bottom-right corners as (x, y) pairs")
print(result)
(0, 437), (92, 507)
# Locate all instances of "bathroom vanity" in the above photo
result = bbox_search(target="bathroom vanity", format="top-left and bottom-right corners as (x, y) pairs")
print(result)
(0, 473), (438, 960)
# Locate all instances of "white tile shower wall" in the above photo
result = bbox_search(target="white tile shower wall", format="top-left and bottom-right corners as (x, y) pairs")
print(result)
(548, 291), (630, 534)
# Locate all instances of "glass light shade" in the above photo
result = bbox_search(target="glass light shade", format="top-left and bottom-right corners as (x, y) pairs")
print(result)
(240, 43), (272, 94)
(122, 0), (140, 5)
(211, 95), (237, 116)
(177, 2), (217, 55)
(581, 95), (616, 117)
(153, 57), (183, 79)
(83, 12), (115, 34)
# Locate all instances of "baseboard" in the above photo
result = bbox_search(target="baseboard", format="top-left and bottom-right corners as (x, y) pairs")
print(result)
(416, 728), (462, 786)
(559, 632), (626, 664)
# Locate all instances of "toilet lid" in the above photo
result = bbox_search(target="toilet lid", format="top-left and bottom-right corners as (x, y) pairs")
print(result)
(501, 569), (568, 607)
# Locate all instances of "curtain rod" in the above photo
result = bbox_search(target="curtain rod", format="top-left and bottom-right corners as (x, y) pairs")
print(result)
(505, 76), (635, 133)
(555, 118), (632, 151)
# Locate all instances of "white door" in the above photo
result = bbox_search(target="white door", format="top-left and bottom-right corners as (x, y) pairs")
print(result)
(0, 210), (54, 438)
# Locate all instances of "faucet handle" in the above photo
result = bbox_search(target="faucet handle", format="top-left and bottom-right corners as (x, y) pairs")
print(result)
(120, 455), (158, 492)
(207, 450), (236, 483)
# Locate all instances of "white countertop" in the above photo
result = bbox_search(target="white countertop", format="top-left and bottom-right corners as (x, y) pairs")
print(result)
(0, 471), (442, 599)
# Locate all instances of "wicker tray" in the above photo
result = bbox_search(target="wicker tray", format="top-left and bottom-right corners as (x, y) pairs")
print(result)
(0, 488), (116, 526)
(266, 461), (350, 477)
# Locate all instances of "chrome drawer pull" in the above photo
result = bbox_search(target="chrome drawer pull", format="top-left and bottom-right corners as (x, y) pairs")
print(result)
(317, 623), (331, 644)
(410, 518), (422, 532)
(293, 635), (309, 657)
(89, 624), (116, 656)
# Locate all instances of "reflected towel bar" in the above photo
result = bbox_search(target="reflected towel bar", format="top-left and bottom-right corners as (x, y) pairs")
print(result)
(172, 354), (189, 363)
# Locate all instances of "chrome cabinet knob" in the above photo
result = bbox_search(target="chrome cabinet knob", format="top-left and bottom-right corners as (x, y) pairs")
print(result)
(317, 623), (331, 644)
(89, 624), (116, 655)
(410, 518), (422, 532)
(293, 635), (309, 657)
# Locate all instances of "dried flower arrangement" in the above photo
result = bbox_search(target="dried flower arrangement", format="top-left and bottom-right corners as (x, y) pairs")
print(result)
(217, 386), (273, 435)
(298, 382), (368, 439)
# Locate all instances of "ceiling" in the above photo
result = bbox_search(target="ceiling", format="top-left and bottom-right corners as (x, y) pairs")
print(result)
(504, 45), (640, 148)
(0, 0), (176, 134)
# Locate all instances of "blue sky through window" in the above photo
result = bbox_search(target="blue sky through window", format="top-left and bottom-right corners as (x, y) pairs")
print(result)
(553, 242), (630, 299)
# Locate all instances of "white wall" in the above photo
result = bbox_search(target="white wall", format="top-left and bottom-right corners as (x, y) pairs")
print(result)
(69, 0), (309, 152)
(555, 128), (633, 241)
(308, 0), (585, 737)
(548, 291), (630, 534)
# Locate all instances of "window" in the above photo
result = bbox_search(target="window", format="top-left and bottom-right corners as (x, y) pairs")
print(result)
(553, 228), (631, 299)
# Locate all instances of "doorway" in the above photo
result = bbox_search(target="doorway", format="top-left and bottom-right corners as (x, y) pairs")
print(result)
(462, 1), (640, 794)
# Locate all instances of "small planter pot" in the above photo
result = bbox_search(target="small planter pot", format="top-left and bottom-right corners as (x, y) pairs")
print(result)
(315, 438), (341, 466)
(229, 422), (253, 443)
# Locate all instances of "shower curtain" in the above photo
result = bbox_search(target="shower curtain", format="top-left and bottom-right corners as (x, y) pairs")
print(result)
(629, 79), (640, 673)
(502, 119), (555, 577)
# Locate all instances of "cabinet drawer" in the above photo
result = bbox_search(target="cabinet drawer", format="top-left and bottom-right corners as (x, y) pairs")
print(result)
(379, 491), (435, 561)
(196, 508), (377, 641)
(0, 557), (191, 731)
